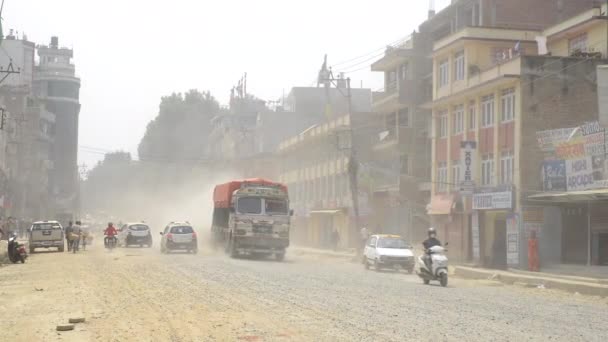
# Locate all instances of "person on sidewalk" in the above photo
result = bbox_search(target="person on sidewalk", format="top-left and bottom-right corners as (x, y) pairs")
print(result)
(528, 230), (540, 272)
(65, 221), (74, 252)
(331, 229), (340, 251)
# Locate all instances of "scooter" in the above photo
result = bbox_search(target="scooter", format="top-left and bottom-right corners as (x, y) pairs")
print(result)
(416, 245), (448, 287)
(8, 233), (27, 264)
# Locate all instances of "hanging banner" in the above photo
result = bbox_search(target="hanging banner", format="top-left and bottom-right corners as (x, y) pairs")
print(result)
(536, 127), (577, 152)
(460, 141), (477, 195)
(566, 156), (594, 191)
(542, 160), (567, 191)
(506, 213), (520, 267)
(580, 121), (605, 157)
(472, 187), (513, 210)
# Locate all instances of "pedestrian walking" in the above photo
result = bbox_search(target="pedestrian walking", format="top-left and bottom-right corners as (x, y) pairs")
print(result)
(528, 230), (540, 272)
(359, 226), (369, 250)
(71, 221), (82, 253)
(65, 221), (74, 252)
(331, 228), (340, 251)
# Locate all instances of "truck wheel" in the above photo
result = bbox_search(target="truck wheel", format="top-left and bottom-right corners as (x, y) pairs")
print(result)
(374, 260), (381, 272)
(364, 259), (370, 270)
(275, 252), (285, 262)
(423, 279), (430, 285)
(30, 246), (35, 254)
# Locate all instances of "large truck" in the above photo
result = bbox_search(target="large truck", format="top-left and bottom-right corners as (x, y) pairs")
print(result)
(211, 178), (291, 260)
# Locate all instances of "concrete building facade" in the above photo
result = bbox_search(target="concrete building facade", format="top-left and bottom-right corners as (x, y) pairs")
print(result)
(36, 36), (81, 216)
(427, 2), (608, 267)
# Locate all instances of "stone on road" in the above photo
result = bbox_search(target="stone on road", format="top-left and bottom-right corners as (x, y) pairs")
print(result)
(0, 245), (606, 341)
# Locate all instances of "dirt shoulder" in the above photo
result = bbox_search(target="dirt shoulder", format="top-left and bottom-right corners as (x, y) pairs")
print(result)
(0, 246), (305, 342)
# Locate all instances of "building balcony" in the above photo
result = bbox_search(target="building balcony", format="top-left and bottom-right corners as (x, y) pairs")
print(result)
(432, 57), (521, 104)
(371, 36), (416, 72)
(373, 79), (422, 113)
(433, 26), (540, 54)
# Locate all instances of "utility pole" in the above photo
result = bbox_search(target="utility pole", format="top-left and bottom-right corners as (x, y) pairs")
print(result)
(319, 56), (361, 252)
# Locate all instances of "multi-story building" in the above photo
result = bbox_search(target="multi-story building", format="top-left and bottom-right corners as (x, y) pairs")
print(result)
(369, 32), (432, 243)
(36, 36), (81, 216)
(426, 2), (608, 266)
(0, 32), (55, 219)
(277, 109), (377, 248)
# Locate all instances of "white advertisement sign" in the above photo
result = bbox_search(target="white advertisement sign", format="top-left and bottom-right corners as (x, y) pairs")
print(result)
(460, 141), (477, 195)
(566, 156), (594, 191)
(536, 127), (577, 152)
(506, 214), (519, 267)
(472, 212), (480, 262)
(580, 121), (605, 157)
(472, 191), (513, 210)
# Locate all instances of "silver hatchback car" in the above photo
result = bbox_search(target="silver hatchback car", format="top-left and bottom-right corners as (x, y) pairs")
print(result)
(160, 222), (198, 254)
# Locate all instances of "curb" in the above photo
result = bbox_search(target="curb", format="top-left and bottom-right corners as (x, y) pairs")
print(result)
(455, 266), (608, 297)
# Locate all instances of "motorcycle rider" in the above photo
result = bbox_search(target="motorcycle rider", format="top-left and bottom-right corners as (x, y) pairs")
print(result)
(104, 222), (118, 247)
(422, 227), (442, 270)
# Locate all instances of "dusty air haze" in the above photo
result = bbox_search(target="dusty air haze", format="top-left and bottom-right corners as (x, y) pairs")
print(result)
(4, 0), (447, 167)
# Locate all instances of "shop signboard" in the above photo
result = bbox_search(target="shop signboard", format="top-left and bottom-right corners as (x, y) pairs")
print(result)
(471, 212), (480, 262)
(522, 207), (544, 238)
(536, 127), (577, 152)
(580, 121), (605, 157)
(460, 141), (477, 195)
(506, 213), (520, 267)
(472, 187), (513, 210)
(566, 156), (594, 191)
(542, 160), (566, 191)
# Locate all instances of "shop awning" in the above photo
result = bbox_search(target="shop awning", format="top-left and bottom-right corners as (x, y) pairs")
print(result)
(426, 194), (455, 215)
(528, 188), (608, 203)
(309, 209), (342, 215)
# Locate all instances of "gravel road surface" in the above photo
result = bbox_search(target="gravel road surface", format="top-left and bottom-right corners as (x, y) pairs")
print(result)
(0, 243), (606, 341)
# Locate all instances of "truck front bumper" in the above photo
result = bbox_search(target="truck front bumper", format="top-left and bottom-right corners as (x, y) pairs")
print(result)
(31, 240), (63, 248)
(234, 236), (289, 251)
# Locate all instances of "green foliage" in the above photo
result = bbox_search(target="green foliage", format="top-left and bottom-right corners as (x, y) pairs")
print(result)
(137, 89), (221, 162)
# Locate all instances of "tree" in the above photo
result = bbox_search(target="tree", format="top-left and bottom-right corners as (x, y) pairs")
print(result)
(137, 89), (221, 162)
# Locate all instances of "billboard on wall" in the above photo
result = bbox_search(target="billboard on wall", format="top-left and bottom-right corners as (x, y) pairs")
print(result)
(542, 160), (566, 191)
(536, 127), (577, 152)
(472, 186), (513, 210)
(506, 213), (520, 267)
(566, 156), (595, 191)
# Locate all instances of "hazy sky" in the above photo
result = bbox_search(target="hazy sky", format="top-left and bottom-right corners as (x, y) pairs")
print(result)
(5, 0), (450, 167)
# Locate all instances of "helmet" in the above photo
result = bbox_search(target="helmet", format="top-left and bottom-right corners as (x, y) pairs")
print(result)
(108, 222), (113, 227)
(428, 227), (437, 237)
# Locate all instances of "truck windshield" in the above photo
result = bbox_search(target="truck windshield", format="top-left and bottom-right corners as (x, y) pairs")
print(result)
(265, 199), (288, 215)
(237, 197), (262, 214)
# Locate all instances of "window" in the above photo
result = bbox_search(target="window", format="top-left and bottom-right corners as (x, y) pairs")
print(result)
(266, 199), (288, 214)
(237, 197), (263, 214)
(400, 62), (409, 81)
(170, 226), (194, 234)
(438, 59), (449, 87)
(398, 108), (410, 127)
(481, 154), (494, 186)
(500, 150), (514, 185)
(501, 88), (515, 122)
(437, 111), (448, 138)
(468, 101), (476, 130)
(453, 105), (464, 134)
(454, 51), (465, 81)
(569, 33), (588, 53)
(400, 154), (409, 175)
(387, 70), (397, 90)
(452, 160), (461, 187)
(437, 162), (448, 192)
(481, 95), (495, 128)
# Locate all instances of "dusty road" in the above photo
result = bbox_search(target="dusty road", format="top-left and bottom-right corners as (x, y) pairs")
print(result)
(0, 243), (606, 342)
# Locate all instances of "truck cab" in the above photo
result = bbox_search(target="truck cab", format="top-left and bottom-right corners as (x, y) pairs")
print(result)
(212, 179), (291, 261)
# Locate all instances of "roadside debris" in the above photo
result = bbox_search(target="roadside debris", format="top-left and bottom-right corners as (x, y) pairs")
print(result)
(69, 317), (86, 323)
(56, 324), (74, 331)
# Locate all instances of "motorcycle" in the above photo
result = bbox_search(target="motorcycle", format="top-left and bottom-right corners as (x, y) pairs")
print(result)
(104, 235), (117, 250)
(8, 233), (27, 264)
(416, 245), (448, 287)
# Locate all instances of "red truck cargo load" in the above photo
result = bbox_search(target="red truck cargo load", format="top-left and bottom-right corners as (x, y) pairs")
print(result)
(213, 178), (288, 208)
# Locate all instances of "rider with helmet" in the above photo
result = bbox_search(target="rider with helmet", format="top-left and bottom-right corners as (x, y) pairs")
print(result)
(422, 227), (442, 269)
(104, 222), (118, 247)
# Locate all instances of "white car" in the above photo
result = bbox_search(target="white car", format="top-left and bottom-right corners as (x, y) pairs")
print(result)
(117, 222), (153, 248)
(160, 222), (197, 254)
(364, 234), (415, 273)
